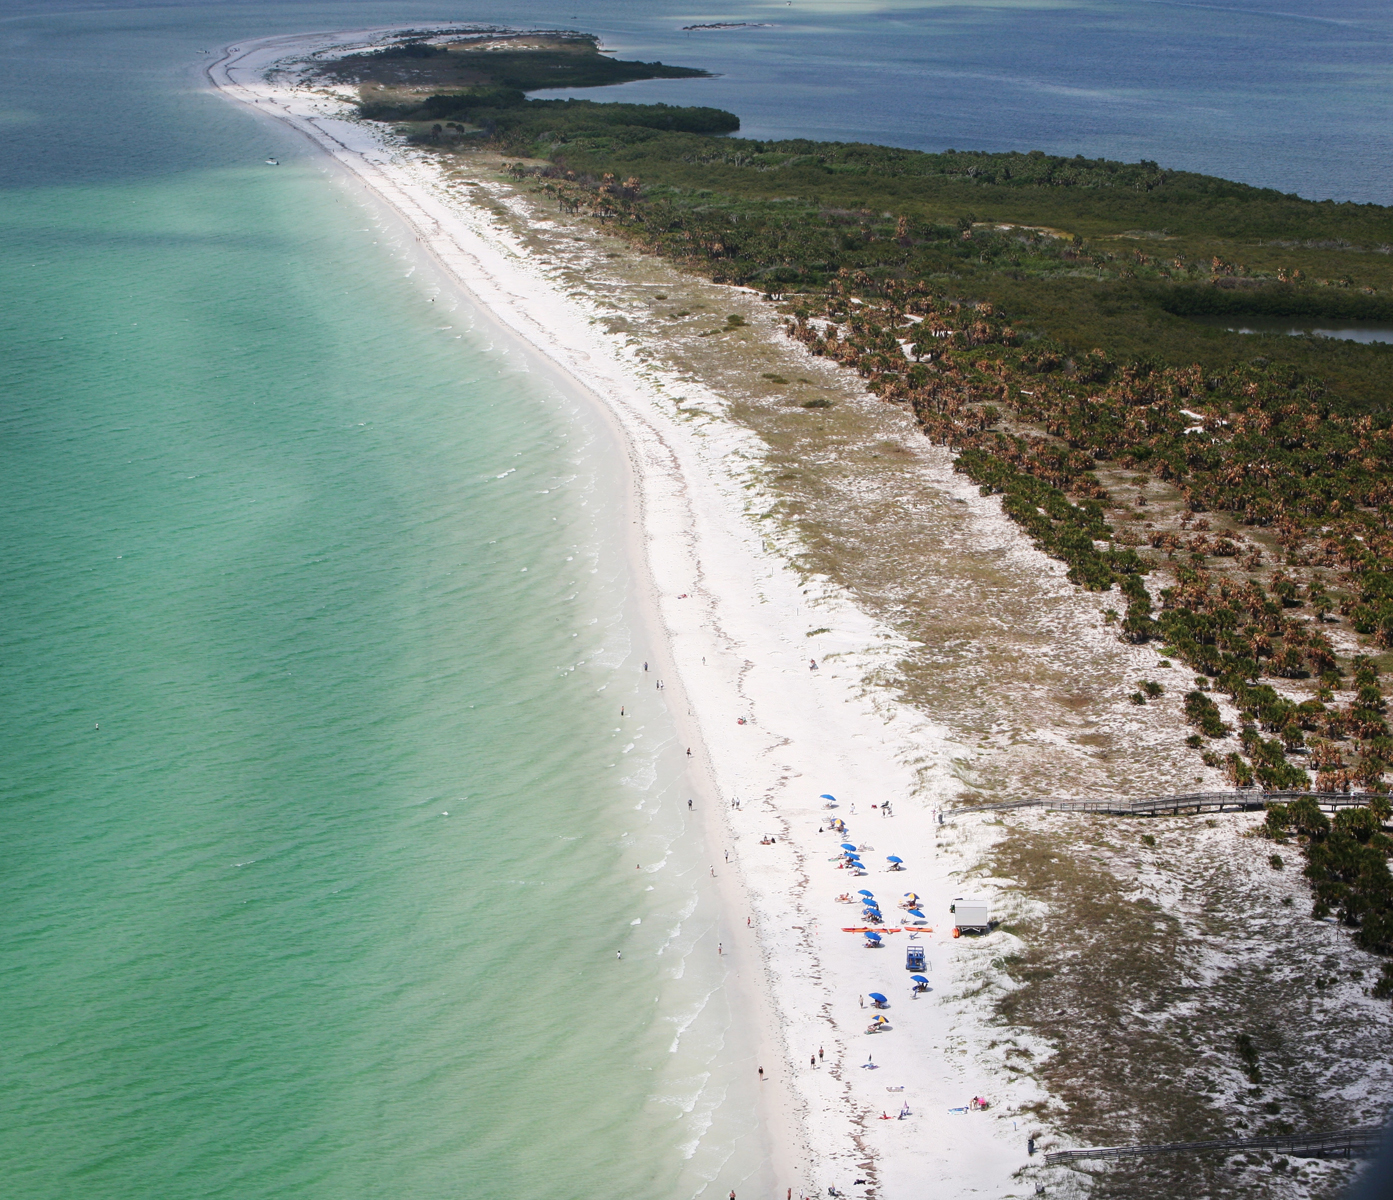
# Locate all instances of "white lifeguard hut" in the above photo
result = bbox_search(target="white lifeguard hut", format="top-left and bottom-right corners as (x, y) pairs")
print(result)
(951, 896), (991, 937)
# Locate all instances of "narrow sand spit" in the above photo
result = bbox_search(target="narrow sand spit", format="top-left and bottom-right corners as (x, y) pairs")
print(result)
(209, 30), (1043, 1198)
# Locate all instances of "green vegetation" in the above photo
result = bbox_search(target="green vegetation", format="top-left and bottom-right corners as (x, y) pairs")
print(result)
(1235, 1032), (1262, 1084)
(1264, 795), (1393, 996)
(481, 121), (1390, 800)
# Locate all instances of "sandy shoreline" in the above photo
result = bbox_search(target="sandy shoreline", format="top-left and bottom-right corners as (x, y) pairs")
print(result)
(208, 32), (1041, 1197)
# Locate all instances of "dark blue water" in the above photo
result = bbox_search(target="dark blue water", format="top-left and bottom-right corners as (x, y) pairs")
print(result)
(551, 0), (1393, 206)
(1, 0), (1389, 202)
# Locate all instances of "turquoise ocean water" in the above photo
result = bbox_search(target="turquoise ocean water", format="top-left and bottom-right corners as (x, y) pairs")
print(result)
(0, 2), (1384, 1197)
(1, 7), (764, 1197)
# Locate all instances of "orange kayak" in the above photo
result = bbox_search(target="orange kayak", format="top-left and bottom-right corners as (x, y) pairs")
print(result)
(842, 927), (903, 933)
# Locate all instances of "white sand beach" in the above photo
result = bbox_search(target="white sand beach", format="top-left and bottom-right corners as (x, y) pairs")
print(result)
(209, 32), (1051, 1197)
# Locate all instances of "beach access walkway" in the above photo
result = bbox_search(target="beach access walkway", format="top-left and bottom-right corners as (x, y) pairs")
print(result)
(956, 790), (1383, 818)
(1045, 1124), (1383, 1165)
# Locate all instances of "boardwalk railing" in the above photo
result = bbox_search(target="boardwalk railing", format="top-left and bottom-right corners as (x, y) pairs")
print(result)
(1045, 1125), (1384, 1166)
(957, 791), (1384, 818)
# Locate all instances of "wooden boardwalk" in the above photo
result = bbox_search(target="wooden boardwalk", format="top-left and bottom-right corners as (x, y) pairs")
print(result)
(1045, 1125), (1383, 1166)
(958, 791), (1383, 818)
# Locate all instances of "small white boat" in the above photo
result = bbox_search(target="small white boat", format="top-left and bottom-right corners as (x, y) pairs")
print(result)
(265, 158), (279, 166)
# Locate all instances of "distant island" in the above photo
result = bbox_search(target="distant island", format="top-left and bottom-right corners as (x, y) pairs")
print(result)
(680, 22), (773, 31)
(316, 30), (711, 111)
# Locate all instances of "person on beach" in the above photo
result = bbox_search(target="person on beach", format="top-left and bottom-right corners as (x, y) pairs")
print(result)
(757, 1067), (763, 1080)
(687, 747), (692, 756)
(819, 1046), (823, 1061)
(718, 942), (722, 954)
(688, 798), (693, 809)
(811, 1054), (816, 1067)
(616, 950), (621, 959)
(644, 661), (648, 671)
(859, 995), (865, 1008)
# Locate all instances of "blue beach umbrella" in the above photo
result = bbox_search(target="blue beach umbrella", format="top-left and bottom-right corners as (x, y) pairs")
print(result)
(910, 975), (929, 985)
(863, 931), (882, 943)
(868, 992), (888, 1004)
(857, 889), (875, 897)
(840, 843), (857, 851)
(886, 855), (903, 863)
(907, 909), (925, 919)
(821, 794), (837, 800)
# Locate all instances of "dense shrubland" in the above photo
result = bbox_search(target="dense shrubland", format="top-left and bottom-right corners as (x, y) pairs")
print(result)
(773, 285), (1390, 796)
